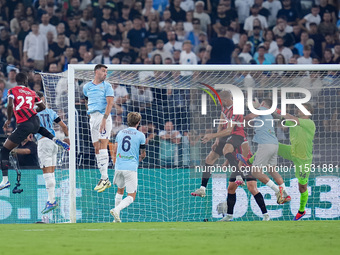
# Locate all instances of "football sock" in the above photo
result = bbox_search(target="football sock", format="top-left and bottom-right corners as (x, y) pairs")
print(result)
(266, 180), (280, 193)
(254, 192), (267, 214)
(201, 163), (212, 188)
(299, 190), (308, 212)
(115, 195), (133, 212)
(248, 153), (255, 164)
(115, 193), (123, 207)
(279, 183), (288, 196)
(225, 153), (240, 172)
(97, 149), (109, 180)
(227, 193), (236, 215)
(43, 173), (56, 203)
(1, 147), (10, 178)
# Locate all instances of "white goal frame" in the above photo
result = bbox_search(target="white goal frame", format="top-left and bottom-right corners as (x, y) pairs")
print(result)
(67, 64), (340, 223)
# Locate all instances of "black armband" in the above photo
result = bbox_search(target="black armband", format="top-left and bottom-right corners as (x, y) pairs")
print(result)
(54, 117), (61, 123)
(140, 144), (146, 149)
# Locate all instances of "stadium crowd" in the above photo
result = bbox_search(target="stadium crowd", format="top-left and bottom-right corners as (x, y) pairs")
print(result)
(0, 0), (339, 168)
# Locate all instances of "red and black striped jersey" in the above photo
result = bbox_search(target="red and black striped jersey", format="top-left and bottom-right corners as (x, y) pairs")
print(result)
(222, 105), (245, 137)
(8, 86), (42, 124)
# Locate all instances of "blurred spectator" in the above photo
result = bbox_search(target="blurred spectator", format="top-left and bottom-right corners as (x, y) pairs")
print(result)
(194, 31), (210, 54)
(271, 36), (293, 63)
(112, 115), (128, 138)
(127, 16), (147, 50)
(150, 39), (173, 62)
(308, 22), (324, 60)
(294, 31), (309, 56)
(164, 30), (182, 54)
(12, 134), (39, 169)
(39, 13), (57, 38)
(183, 11), (194, 32)
(60, 47), (75, 71)
(185, 18), (202, 49)
(92, 32), (105, 56)
(10, 9), (21, 35)
(193, 1), (211, 35)
(111, 82), (129, 117)
(18, 19), (31, 64)
(179, 40), (197, 83)
(79, 51), (93, 64)
(80, 7), (94, 29)
(273, 16), (293, 37)
(92, 45), (110, 64)
(254, 45), (272, 64)
(324, 34), (336, 51)
(55, 23), (70, 46)
(208, 27), (234, 64)
(143, 0), (158, 19)
(65, 17), (79, 45)
(318, 11), (337, 37)
(0, 28), (10, 49)
(48, 33), (67, 66)
(113, 38), (137, 63)
(238, 42), (253, 64)
(118, 5), (132, 35)
(244, 4), (268, 35)
(0, 79), (7, 104)
(32, 73), (43, 92)
(299, 5), (321, 32)
(275, 53), (286, 64)
(159, 9), (175, 29)
(248, 26), (264, 54)
(333, 44), (340, 64)
(262, 0), (282, 28)
(235, 0), (253, 27)
(174, 21), (186, 42)
(277, 0), (298, 26)
(172, 49), (181, 64)
(159, 121), (181, 167)
(6, 69), (17, 89)
(170, 0), (186, 23)
(153, 0), (169, 15)
(180, 0), (194, 12)
(109, 35), (123, 57)
(322, 48), (335, 64)
(103, 21), (120, 45)
(211, 3), (233, 37)
(23, 22), (48, 71)
(8, 35), (20, 66)
(297, 45), (312, 64)
(48, 63), (60, 73)
(318, 0), (337, 23)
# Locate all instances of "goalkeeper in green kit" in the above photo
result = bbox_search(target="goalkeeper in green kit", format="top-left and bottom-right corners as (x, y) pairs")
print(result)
(274, 103), (316, 220)
(244, 103), (315, 220)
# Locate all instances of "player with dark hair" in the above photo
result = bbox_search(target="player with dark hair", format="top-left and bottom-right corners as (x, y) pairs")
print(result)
(191, 90), (246, 198)
(0, 73), (69, 190)
(83, 64), (115, 193)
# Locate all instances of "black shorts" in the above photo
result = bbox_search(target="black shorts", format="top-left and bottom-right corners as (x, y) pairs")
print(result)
(225, 135), (244, 150)
(213, 136), (229, 156)
(229, 169), (256, 182)
(8, 115), (40, 144)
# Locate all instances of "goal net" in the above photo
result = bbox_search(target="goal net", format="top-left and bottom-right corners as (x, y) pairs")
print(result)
(39, 64), (340, 223)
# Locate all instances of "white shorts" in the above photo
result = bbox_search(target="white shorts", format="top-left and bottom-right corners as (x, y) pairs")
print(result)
(89, 112), (112, 143)
(113, 170), (138, 193)
(38, 138), (58, 168)
(253, 144), (278, 167)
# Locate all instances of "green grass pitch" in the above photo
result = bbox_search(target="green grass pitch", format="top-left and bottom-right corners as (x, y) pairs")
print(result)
(1, 221), (339, 255)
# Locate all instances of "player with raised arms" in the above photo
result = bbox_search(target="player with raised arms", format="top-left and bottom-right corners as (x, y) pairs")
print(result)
(110, 112), (146, 223)
(35, 91), (69, 214)
(83, 64), (114, 193)
(274, 103), (316, 220)
(0, 73), (69, 190)
(191, 90), (247, 197)
(239, 99), (291, 204)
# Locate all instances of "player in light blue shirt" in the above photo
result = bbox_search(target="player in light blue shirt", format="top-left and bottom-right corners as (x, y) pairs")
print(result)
(35, 91), (69, 214)
(110, 112), (146, 223)
(83, 64), (115, 193)
(243, 98), (290, 205)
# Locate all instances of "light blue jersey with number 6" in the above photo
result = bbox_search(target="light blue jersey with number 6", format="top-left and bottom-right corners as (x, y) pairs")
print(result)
(115, 127), (146, 172)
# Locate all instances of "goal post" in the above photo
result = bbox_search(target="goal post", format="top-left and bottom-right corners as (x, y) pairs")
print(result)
(39, 64), (340, 223)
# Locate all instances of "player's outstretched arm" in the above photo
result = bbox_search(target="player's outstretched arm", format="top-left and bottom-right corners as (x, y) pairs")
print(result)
(57, 120), (69, 144)
(275, 109), (300, 125)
